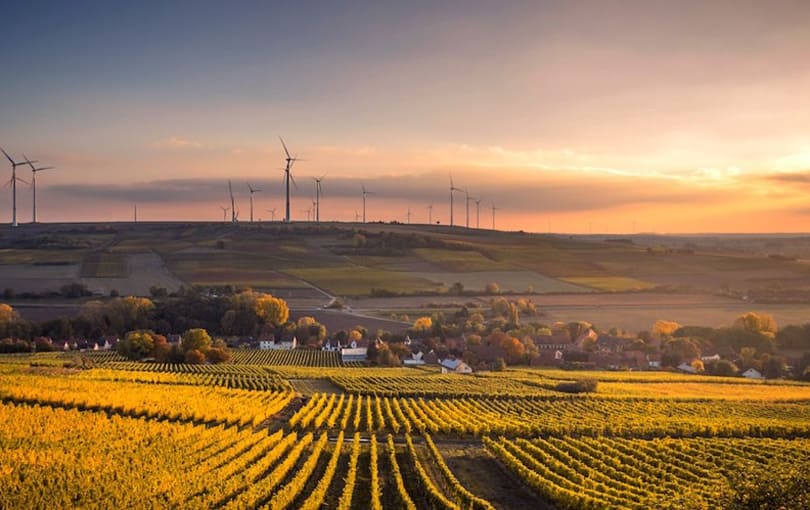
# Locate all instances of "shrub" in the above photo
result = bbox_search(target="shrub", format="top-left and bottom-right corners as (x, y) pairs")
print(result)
(555, 378), (598, 393)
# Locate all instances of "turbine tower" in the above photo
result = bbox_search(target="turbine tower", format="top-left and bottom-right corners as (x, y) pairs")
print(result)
(491, 202), (498, 230)
(313, 175), (325, 222)
(25, 156), (54, 224)
(449, 174), (462, 227)
(465, 190), (476, 228)
(220, 206), (230, 222)
(279, 137), (299, 223)
(354, 210), (361, 222)
(426, 204), (433, 225)
(267, 208), (276, 222)
(247, 183), (261, 223)
(228, 181), (236, 223)
(361, 184), (373, 223)
(2, 148), (36, 227)
(474, 198), (481, 229)
(406, 206), (412, 224)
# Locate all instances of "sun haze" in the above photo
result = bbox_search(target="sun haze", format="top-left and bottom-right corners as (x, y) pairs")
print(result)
(1, 1), (809, 232)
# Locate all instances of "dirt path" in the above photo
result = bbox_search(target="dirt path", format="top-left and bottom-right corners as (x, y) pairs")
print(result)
(438, 443), (551, 510)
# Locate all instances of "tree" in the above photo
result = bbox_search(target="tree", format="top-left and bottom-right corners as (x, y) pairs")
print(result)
(485, 282), (500, 295)
(652, 320), (681, 338)
(733, 312), (777, 337)
(181, 328), (212, 353)
(117, 330), (156, 360)
(184, 349), (206, 364)
(206, 347), (231, 363)
(411, 316), (433, 338)
(254, 294), (290, 326)
(450, 282), (464, 295)
(712, 359), (739, 377)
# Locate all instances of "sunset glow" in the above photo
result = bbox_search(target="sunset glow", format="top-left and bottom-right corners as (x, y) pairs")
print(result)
(2, 1), (809, 232)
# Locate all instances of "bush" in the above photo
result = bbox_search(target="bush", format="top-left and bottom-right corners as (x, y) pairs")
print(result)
(184, 349), (206, 364)
(206, 347), (231, 364)
(555, 378), (598, 394)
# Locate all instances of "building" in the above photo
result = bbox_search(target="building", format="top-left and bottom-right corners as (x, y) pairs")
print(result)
(259, 336), (297, 350)
(341, 345), (368, 363)
(439, 358), (473, 374)
(742, 368), (764, 380)
(403, 351), (426, 366)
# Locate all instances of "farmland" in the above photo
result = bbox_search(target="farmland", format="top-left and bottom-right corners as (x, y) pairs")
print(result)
(3, 222), (810, 334)
(1, 354), (809, 508)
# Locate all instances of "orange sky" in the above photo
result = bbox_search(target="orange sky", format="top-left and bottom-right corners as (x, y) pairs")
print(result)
(2, 1), (810, 232)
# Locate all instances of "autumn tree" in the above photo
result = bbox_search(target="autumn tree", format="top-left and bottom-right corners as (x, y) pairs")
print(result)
(733, 312), (777, 337)
(410, 316), (433, 338)
(652, 320), (681, 338)
(181, 328), (212, 354)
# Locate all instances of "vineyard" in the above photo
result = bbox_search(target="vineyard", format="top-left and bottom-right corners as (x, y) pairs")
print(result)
(1, 356), (809, 509)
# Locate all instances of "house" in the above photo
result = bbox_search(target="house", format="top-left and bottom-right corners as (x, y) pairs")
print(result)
(534, 333), (574, 351)
(321, 340), (342, 352)
(341, 346), (368, 363)
(742, 368), (764, 380)
(530, 349), (564, 367)
(259, 336), (297, 350)
(403, 351), (425, 366)
(439, 358), (473, 374)
(701, 353), (721, 362)
(647, 354), (662, 369)
(677, 362), (698, 374)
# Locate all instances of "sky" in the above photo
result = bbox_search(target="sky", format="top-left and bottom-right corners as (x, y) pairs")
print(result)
(1, 0), (810, 232)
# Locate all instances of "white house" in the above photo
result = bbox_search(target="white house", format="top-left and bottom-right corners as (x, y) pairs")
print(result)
(677, 362), (698, 374)
(321, 340), (342, 352)
(259, 336), (297, 350)
(439, 358), (473, 374)
(742, 368), (764, 380)
(403, 351), (425, 366)
(341, 347), (367, 363)
(701, 354), (721, 362)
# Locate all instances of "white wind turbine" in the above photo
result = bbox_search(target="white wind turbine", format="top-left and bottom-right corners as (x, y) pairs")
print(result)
(449, 174), (463, 227)
(24, 155), (54, 224)
(279, 137), (300, 223)
(247, 183), (261, 223)
(2, 148), (36, 227)
(361, 184), (374, 224)
(313, 174), (325, 222)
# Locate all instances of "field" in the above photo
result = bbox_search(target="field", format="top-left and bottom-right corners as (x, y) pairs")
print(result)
(1, 354), (809, 509)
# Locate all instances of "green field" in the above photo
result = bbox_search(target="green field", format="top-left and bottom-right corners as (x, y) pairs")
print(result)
(286, 266), (444, 295)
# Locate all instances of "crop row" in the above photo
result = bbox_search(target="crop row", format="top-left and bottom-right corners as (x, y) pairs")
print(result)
(483, 435), (810, 509)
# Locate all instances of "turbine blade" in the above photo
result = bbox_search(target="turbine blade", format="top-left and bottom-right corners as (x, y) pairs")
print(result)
(279, 136), (291, 158)
(34, 166), (54, 172)
(0, 147), (14, 165)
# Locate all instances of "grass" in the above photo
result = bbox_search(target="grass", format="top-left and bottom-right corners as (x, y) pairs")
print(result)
(0, 249), (83, 265)
(285, 267), (444, 295)
(80, 252), (128, 278)
(166, 252), (309, 288)
(412, 248), (514, 271)
(561, 276), (655, 291)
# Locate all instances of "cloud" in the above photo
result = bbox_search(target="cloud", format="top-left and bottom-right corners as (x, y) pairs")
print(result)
(46, 169), (724, 214)
(764, 171), (810, 185)
(153, 136), (205, 150)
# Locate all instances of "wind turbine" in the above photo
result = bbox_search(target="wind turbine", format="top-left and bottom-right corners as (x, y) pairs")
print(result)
(2, 148), (36, 227)
(134, 204), (137, 223)
(465, 190), (476, 228)
(354, 210), (361, 222)
(227, 180), (236, 223)
(247, 183), (261, 223)
(303, 205), (312, 222)
(474, 198), (482, 229)
(313, 174), (325, 222)
(220, 206), (230, 222)
(279, 137), (299, 223)
(267, 208), (277, 222)
(406, 206), (412, 224)
(24, 156), (54, 224)
(361, 184), (374, 224)
(426, 204), (433, 225)
(449, 174), (463, 227)
(491, 202), (498, 230)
